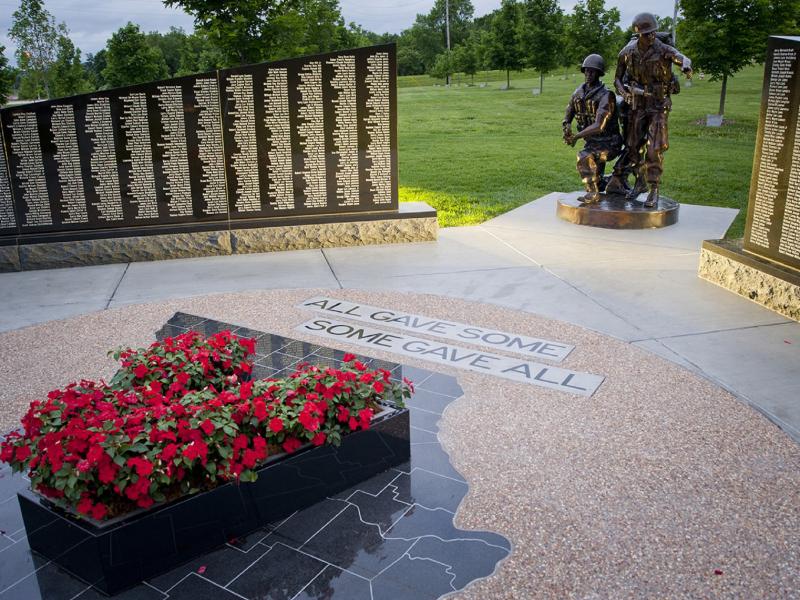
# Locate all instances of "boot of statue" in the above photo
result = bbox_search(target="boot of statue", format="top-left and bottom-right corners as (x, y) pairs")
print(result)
(581, 180), (601, 204)
(626, 175), (648, 200)
(644, 185), (659, 208)
(604, 174), (629, 195)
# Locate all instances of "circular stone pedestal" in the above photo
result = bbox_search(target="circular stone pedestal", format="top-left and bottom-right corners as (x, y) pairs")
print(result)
(557, 193), (679, 229)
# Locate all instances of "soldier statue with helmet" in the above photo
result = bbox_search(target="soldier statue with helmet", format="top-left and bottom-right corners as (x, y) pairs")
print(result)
(562, 53), (623, 204)
(605, 12), (693, 208)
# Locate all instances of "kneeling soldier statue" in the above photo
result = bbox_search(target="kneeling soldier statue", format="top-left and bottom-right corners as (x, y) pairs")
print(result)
(562, 54), (623, 204)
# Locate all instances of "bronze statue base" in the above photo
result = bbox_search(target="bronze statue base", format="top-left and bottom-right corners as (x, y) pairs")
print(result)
(556, 193), (679, 229)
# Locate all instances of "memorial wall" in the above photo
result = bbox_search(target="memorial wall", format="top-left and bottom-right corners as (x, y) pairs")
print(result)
(744, 36), (800, 272)
(0, 44), (398, 243)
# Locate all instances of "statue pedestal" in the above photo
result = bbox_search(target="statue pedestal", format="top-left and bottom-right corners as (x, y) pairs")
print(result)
(556, 193), (679, 229)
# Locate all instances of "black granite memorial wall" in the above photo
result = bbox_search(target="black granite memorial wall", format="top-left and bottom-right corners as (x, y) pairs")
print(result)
(744, 36), (800, 272)
(0, 44), (398, 243)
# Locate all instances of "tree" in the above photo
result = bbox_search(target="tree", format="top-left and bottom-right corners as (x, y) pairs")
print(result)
(397, 34), (426, 75)
(520, 0), (564, 93)
(9, 0), (64, 98)
(265, 0), (353, 60)
(0, 46), (14, 104)
(452, 36), (479, 83)
(177, 30), (226, 75)
(145, 27), (187, 76)
(50, 34), (90, 98)
(680, 0), (800, 116)
(488, 0), (523, 88)
(163, 0), (299, 65)
(103, 23), (169, 88)
(567, 0), (624, 70)
(426, 0), (475, 49)
(84, 50), (107, 89)
(429, 50), (454, 82)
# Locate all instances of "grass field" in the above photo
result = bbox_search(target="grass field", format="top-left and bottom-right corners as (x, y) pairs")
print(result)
(397, 65), (764, 238)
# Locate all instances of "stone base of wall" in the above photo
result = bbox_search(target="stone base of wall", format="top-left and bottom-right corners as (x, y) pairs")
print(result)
(0, 203), (437, 272)
(699, 239), (800, 322)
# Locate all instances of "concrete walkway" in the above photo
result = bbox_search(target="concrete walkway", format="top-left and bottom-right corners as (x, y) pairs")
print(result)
(1, 193), (798, 442)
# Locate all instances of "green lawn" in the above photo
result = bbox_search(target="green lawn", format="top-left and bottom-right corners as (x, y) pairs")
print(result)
(397, 65), (764, 238)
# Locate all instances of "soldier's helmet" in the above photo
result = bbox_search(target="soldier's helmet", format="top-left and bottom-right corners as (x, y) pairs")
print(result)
(580, 54), (605, 76)
(632, 13), (658, 35)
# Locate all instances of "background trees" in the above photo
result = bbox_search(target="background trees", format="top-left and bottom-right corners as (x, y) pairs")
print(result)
(102, 23), (169, 88)
(520, 0), (563, 93)
(0, 46), (15, 104)
(8, 0), (67, 98)
(680, 0), (800, 115)
(566, 0), (625, 71)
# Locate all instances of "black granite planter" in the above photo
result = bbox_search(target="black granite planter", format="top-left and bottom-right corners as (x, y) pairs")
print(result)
(17, 404), (409, 596)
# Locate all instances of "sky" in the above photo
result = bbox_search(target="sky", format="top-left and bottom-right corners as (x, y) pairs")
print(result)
(0, 0), (676, 65)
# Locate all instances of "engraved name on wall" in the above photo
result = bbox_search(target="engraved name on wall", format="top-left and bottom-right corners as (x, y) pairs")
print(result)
(86, 96), (124, 223)
(0, 115), (17, 231)
(8, 112), (51, 227)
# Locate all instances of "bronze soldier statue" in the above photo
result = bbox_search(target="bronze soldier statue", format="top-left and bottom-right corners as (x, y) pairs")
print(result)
(607, 12), (692, 207)
(562, 54), (623, 204)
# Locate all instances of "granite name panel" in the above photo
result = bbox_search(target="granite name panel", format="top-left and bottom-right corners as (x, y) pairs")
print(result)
(744, 36), (800, 271)
(0, 44), (398, 241)
(0, 73), (229, 236)
(220, 44), (397, 222)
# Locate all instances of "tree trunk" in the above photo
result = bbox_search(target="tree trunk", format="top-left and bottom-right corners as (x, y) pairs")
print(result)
(540, 71), (544, 94)
(719, 73), (727, 116)
(506, 69), (510, 88)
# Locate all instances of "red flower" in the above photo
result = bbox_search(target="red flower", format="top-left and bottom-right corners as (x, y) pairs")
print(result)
(358, 408), (373, 430)
(269, 417), (284, 433)
(343, 353), (356, 362)
(200, 419), (215, 436)
(160, 443), (179, 463)
(242, 449), (258, 468)
(253, 400), (267, 422)
(298, 409), (320, 432)
(282, 437), (302, 454)
(77, 496), (93, 515)
(127, 457), (153, 477)
(15, 445), (31, 462)
(233, 434), (249, 450)
(77, 460), (91, 473)
(184, 440), (209, 465)
(90, 503), (108, 520)
(372, 381), (384, 394)
(311, 432), (327, 446)
(98, 461), (117, 484)
(134, 364), (149, 378)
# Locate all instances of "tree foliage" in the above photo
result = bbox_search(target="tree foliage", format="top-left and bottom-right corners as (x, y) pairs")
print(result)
(567, 0), (624, 70)
(9, 0), (65, 98)
(50, 34), (90, 98)
(83, 50), (107, 90)
(679, 0), (800, 114)
(0, 46), (15, 104)
(520, 0), (564, 92)
(145, 27), (188, 77)
(103, 22), (169, 88)
(488, 0), (523, 88)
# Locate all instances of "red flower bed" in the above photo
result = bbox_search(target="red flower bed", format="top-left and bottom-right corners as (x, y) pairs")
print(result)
(1, 331), (412, 521)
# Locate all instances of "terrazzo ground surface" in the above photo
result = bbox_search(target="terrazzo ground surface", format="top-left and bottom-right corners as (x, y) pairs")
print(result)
(1, 289), (798, 598)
